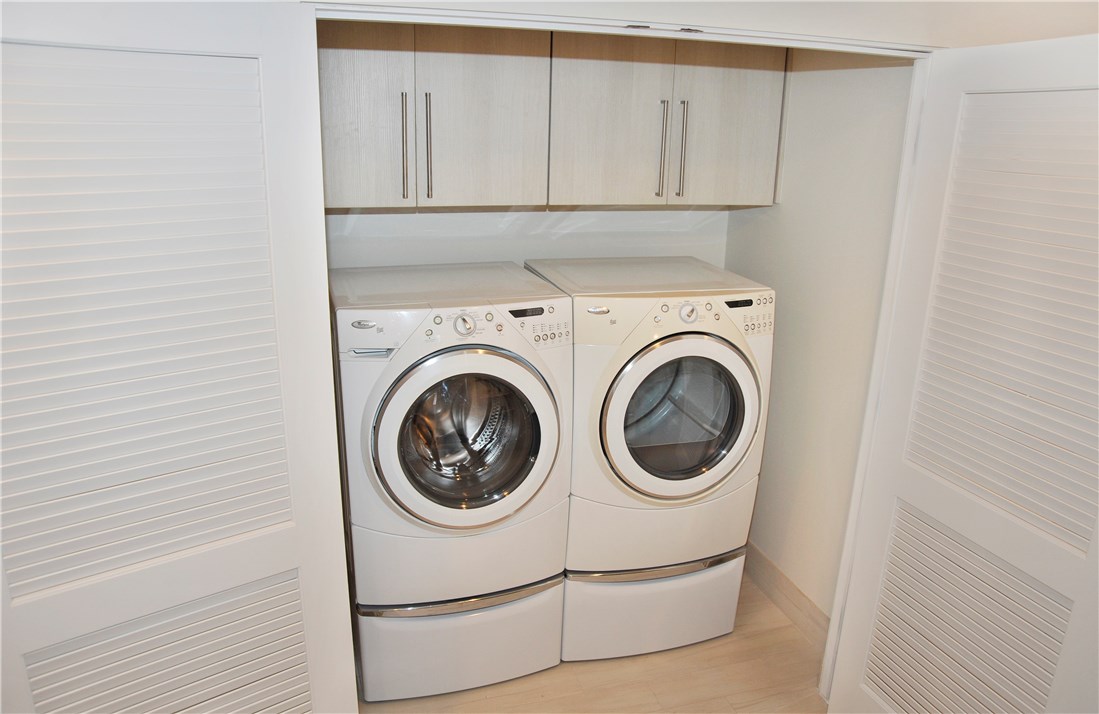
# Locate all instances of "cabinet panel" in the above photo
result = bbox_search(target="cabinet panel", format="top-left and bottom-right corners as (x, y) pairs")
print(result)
(668, 43), (786, 206)
(415, 26), (550, 207)
(318, 22), (414, 208)
(549, 34), (676, 206)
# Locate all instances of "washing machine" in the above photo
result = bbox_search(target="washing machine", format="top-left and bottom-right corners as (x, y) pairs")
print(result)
(330, 262), (572, 700)
(525, 256), (774, 661)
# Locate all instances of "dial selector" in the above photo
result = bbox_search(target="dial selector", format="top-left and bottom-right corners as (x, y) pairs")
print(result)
(454, 314), (476, 336)
(679, 303), (699, 324)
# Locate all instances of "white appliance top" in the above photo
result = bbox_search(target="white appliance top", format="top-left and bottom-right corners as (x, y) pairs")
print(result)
(330, 261), (564, 309)
(525, 257), (768, 296)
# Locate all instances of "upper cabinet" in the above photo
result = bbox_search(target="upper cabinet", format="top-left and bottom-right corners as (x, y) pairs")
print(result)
(318, 22), (415, 208)
(549, 34), (677, 206)
(318, 23), (785, 209)
(667, 41), (787, 206)
(318, 22), (551, 208)
(549, 33), (786, 206)
(414, 26), (551, 207)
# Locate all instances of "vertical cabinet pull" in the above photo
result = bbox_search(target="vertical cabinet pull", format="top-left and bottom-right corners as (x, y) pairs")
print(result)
(676, 100), (689, 198)
(656, 99), (670, 197)
(424, 92), (434, 199)
(400, 91), (409, 200)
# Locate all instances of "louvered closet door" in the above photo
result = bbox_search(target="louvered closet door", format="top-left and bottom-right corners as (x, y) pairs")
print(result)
(829, 35), (1098, 713)
(1, 4), (355, 712)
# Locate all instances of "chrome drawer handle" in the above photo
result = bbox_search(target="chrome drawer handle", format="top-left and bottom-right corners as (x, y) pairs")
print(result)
(587, 306), (610, 315)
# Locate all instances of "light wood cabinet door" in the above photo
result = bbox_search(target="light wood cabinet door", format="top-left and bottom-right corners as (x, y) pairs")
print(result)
(549, 33), (676, 206)
(415, 25), (550, 207)
(667, 43), (786, 206)
(317, 22), (414, 209)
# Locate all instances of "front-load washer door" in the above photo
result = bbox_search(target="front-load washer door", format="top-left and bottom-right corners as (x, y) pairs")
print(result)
(372, 346), (559, 528)
(601, 334), (760, 499)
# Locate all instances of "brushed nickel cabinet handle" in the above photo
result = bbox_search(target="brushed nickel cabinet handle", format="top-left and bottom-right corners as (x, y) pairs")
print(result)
(400, 91), (409, 199)
(656, 99), (670, 197)
(425, 92), (433, 199)
(676, 100), (689, 197)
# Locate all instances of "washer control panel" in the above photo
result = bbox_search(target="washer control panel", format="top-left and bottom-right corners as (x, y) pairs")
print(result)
(421, 300), (571, 349)
(721, 291), (775, 336)
(425, 308), (495, 341)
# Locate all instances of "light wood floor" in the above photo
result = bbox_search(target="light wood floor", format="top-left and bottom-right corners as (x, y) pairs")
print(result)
(359, 576), (828, 713)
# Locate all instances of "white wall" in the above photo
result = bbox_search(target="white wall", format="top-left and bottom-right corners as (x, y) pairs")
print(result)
(363, 1), (1098, 50)
(725, 50), (914, 615)
(326, 209), (729, 268)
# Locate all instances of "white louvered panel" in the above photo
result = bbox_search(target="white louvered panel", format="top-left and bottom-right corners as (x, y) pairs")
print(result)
(914, 399), (1097, 503)
(23, 571), (311, 714)
(3, 317), (275, 370)
(175, 666), (309, 713)
(6, 186), (267, 214)
(906, 89), (1099, 553)
(944, 233), (1098, 282)
(4, 370), (281, 445)
(934, 289), (1096, 347)
(907, 432), (1093, 547)
(947, 215), (1097, 253)
(3, 355), (278, 423)
(917, 361), (1095, 461)
(5, 483), (291, 574)
(863, 504), (1072, 713)
(0, 215), (268, 251)
(2, 453), (288, 540)
(949, 168), (1097, 202)
(3, 201), (269, 233)
(3, 287), (274, 344)
(3, 338), (276, 405)
(5, 301), (275, 353)
(4, 41), (258, 81)
(0, 43), (293, 599)
(6, 171), (266, 196)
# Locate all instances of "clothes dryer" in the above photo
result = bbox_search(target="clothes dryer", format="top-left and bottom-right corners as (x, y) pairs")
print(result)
(331, 262), (572, 700)
(525, 256), (774, 660)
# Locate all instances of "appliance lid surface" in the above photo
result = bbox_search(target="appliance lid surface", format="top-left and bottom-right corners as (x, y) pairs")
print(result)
(331, 261), (564, 310)
(525, 256), (768, 297)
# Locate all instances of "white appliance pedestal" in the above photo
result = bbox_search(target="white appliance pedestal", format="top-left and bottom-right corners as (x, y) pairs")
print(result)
(562, 553), (745, 661)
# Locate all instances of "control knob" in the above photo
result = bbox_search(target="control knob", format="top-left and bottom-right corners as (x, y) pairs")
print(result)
(679, 303), (699, 324)
(454, 314), (476, 336)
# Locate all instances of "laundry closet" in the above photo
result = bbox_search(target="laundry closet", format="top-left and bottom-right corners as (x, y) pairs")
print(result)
(316, 4), (913, 680)
(316, 11), (1097, 711)
(2, 3), (1094, 712)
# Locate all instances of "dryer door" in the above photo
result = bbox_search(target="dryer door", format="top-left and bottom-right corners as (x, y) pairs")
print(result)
(372, 347), (560, 528)
(602, 334), (760, 499)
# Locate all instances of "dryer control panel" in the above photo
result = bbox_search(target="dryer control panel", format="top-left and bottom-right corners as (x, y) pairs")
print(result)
(720, 291), (776, 336)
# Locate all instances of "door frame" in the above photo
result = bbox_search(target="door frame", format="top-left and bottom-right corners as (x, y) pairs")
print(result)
(816, 54), (931, 698)
(310, 2), (933, 58)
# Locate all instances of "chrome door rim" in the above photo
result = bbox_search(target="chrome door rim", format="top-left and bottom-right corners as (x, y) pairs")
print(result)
(600, 333), (761, 499)
(371, 346), (560, 528)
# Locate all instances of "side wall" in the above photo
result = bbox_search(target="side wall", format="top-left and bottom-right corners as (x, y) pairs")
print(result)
(725, 50), (914, 618)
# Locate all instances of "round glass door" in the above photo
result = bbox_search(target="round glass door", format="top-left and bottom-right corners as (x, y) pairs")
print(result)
(372, 347), (559, 528)
(602, 335), (760, 499)
(398, 373), (540, 509)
